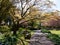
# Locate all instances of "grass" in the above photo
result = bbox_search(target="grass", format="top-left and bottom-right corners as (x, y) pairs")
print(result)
(50, 29), (60, 37)
(50, 30), (60, 34)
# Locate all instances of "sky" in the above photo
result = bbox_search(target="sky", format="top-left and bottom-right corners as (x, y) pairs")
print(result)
(15, 0), (60, 11)
(52, 0), (60, 11)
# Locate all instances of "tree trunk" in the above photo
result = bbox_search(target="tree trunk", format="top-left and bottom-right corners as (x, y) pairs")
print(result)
(0, 21), (1, 26)
(13, 30), (17, 35)
(11, 21), (20, 36)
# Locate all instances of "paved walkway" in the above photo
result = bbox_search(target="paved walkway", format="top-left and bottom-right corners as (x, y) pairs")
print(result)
(29, 30), (54, 45)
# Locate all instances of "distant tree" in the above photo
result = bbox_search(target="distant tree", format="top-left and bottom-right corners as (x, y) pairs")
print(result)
(41, 11), (60, 28)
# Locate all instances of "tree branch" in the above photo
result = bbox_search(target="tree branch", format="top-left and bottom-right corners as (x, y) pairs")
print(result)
(19, 17), (40, 25)
(20, 0), (24, 17)
(23, 3), (35, 17)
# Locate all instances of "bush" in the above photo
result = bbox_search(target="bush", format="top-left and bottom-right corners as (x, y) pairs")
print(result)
(47, 33), (60, 45)
(41, 29), (51, 33)
(41, 29), (60, 45)
(0, 34), (18, 45)
(0, 25), (10, 33)
(0, 25), (18, 45)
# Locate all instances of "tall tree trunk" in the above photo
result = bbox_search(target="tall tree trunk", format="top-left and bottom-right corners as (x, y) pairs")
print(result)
(13, 30), (17, 35)
(0, 21), (1, 26)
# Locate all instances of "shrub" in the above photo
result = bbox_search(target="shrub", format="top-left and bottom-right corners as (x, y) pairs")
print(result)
(0, 34), (18, 45)
(41, 29), (51, 33)
(41, 29), (60, 45)
(0, 25), (10, 33)
(47, 33), (60, 45)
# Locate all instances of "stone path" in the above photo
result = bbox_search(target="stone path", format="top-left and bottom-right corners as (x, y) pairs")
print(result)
(29, 30), (54, 45)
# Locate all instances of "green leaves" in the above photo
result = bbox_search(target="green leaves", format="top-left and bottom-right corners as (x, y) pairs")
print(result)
(47, 33), (60, 45)
(0, 25), (10, 33)
(0, 0), (14, 23)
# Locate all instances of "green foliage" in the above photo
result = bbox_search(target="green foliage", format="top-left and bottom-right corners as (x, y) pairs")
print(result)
(19, 28), (25, 32)
(0, 0), (15, 25)
(0, 35), (18, 45)
(0, 0), (13, 19)
(28, 20), (41, 30)
(0, 27), (30, 45)
(17, 28), (25, 37)
(0, 27), (27, 45)
(47, 33), (60, 45)
(18, 28), (31, 36)
(0, 33), (5, 39)
(18, 28), (31, 33)
(41, 29), (60, 45)
(0, 25), (10, 33)
(41, 29), (51, 33)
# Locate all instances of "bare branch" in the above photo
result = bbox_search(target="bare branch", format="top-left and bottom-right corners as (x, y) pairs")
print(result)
(23, 3), (35, 17)
(20, 0), (24, 17)
(23, 0), (31, 10)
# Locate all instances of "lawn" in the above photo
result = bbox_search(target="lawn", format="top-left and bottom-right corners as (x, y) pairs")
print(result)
(50, 30), (60, 34)
(50, 30), (60, 36)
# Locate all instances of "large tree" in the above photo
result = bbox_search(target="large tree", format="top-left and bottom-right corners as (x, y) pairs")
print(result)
(10, 0), (55, 35)
(0, 0), (54, 35)
(0, 0), (55, 45)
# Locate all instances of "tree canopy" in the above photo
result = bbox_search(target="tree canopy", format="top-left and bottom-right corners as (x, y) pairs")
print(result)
(0, 0), (55, 35)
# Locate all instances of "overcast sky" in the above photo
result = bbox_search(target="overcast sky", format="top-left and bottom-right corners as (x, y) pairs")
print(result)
(52, 0), (60, 11)
(14, 0), (60, 11)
